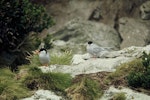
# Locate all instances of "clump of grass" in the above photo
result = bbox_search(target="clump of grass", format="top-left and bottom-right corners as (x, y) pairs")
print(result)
(0, 68), (31, 100)
(112, 92), (126, 100)
(24, 67), (72, 93)
(51, 50), (73, 65)
(66, 76), (103, 100)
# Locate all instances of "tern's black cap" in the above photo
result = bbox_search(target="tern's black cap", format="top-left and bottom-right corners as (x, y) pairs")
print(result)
(39, 48), (47, 53)
(88, 41), (93, 44)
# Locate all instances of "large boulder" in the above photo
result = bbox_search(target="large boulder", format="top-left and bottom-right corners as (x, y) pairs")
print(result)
(52, 18), (121, 53)
(119, 17), (150, 49)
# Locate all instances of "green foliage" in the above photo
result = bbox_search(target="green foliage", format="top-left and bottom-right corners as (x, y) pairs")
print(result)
(51, 50), (73, 65)
(41, 72), (72, 91)
(127, 52), (150, 89)
(0, 0), (54, 69)
(24, 67), (72, 92)
(112, 92), (126, 100)
(0, 0), (53, 51)
(0, 83), (6, 95)
(43, 34), (53, 49)
(0, 68), (31, 99)
(127, 72), (143, 88)
(142, 52), (150, 71)
(84, 77), (103, 99)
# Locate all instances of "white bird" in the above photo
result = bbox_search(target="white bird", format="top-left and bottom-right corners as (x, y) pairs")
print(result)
(38, 48), (50, 66)
(86, 41), (109, 58)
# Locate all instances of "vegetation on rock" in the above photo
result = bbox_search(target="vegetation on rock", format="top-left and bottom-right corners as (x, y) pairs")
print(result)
(66, 76), (103, 100)
(24, 67), (72, 92)
(112, 92), (126, 100)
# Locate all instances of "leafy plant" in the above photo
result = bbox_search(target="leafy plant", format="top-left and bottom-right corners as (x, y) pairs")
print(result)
(0, 0), (54, 70)
(127, 52), (150, 89)
(127, 72), (143, 88)
(43, 34), (53, 49)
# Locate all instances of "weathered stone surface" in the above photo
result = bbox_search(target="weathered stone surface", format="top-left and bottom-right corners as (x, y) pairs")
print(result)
(21, 90), (62, 100)
(100, 86), (150, 100)
(39, 45), (150, 77)
(119, 17), (150, 49)
(140, 1), (150, 20)
(52, 18), (121, 53)
(46, 0), (148, 31)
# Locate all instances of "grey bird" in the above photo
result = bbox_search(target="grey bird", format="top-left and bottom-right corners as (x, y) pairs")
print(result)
(38, 48), (50, 66)
(86, 41), (109, 58)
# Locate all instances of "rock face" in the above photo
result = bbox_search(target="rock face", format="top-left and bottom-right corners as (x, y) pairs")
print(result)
(46, 0), (148, 30)
(45, 0), (150, 49)
(140, 1), (150, 20)
(52, 18), (121, 53)
(119, 17), (150, 49)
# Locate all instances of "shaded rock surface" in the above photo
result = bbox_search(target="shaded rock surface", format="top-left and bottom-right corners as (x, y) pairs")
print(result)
(140, 1), (150, 20)
(119, 17), (150, 49)
(46, 0), (148, 31)
(52, 18), (121, 53)
(43, 0), (150, 51)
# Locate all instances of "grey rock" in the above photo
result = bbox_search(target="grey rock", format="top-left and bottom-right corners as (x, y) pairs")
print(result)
(52, 18), (121, 53)
(119, 17), (150, 49)
(21, 90), (62, 100)
(140, 1), (150, 20)
(100, 86), (150, 100)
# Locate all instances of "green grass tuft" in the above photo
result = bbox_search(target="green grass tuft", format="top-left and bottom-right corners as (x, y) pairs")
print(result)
(0, 68), (31, 100)
(112, 92), (126, 100)
(66, 77), (103, 100)
(51, 50), (73, 65)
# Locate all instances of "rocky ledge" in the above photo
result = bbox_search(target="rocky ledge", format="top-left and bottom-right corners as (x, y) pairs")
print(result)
(22, 45), (150, 100)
